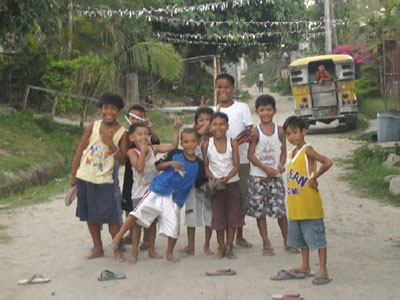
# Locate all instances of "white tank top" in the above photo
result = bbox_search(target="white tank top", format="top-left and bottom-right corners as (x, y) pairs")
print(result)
(207, 137), (239, 183)
(250, 123), (282, 177)
(131, 146), (158, 199)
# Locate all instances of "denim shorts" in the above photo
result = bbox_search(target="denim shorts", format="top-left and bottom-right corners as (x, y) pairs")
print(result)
(287, 219), (327, 250)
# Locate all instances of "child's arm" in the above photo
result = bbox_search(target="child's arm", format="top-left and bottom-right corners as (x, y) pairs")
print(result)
(116, 131), (128, 164)
(221, 139), (240, 185)
(100, 124), (127, 164)
(70, 123), (94, 186)
(305, 146), (333, 190)
(154, 149), (184, 172)
(144, 111), (160, 144)
(196, 119), (210, 136)
(201, 140), (215, 182)
(247, 127), (279, 177)
(128, 143), (148, 173)
(278, 126), (286, 173)
(153, 115), (182, 154)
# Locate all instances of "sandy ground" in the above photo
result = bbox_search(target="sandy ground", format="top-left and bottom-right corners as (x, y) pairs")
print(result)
(1, 87), (400, 300)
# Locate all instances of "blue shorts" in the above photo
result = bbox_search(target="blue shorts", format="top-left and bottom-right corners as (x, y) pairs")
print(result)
(287, 219), (327, 250)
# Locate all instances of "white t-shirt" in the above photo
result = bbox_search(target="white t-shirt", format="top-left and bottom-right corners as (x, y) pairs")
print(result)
(219, 101), (253, 164)
(258, 73), (264, 82)
(207, 137), (239, 183)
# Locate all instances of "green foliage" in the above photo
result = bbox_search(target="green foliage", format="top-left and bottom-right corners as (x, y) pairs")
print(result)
(358, 97), (399, 120)
(342, 144), (400, 205)
(270, 75), (292, 96)
(41, 53), (115, 113)
(355, 66), (381, 101)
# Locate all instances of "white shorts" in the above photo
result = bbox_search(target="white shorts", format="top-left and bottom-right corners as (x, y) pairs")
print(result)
(184, 187), (212, 228)
(130, 190), (180, 239)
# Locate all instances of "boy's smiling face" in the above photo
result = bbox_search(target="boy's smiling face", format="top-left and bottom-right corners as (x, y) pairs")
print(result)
(129, 126), (150, 146)
(195, 113), (212, 135)
(216, 78), (235, 105)
(101, 104), (120, 124)
(210, 116), (229, 139)
(285, 126), (306, 148)
(128, 109), (146, 124)
(180, 132), (199, 156)
(256, 104), (276, 124)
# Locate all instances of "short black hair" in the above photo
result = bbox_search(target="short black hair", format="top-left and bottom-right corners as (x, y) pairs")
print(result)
(128, 122), (148, 135)
(98, 93), (124, 110)
(216, 73), (235, 86)
(210, 112), (229, 124)
(194, 107), (214, 124)
(283, 116), (307, 132)
(255, 94), (276, 110)
(180, 128), (199, 140)
(128, 104), (146, 113)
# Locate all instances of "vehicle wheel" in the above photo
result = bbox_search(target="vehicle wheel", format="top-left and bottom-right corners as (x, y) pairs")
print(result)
(345, 117), (358, 129)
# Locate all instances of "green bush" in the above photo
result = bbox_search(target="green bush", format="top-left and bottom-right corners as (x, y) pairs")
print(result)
(355, 66), (381, 101)
(353, 144), (391, 168)
(271, 75), (292, 96)
(41, 53), (115, 113)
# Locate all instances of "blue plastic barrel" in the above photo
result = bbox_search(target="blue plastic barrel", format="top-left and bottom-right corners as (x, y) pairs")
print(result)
(377, 112), (400, 142)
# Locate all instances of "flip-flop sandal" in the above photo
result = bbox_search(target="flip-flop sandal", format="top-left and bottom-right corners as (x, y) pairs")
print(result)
(312, 276), (332, 285)
(270, 270), (306, 281)
(289, 268), (315, 277)
(64, 186), (77, 207)
(206, 269), (236, 276)
(284, 246), (300, 254)
(18, 274), (50, 285)
(97, 270), (126, 281)
(272, 294), (303, 300)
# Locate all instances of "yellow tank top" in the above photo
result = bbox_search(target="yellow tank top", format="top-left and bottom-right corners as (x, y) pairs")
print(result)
(286, 144), (324, 220)
(76, 120), (126, 184)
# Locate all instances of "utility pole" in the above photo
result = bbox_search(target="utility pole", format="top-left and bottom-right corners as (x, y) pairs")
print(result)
(324, 0), (332, 54)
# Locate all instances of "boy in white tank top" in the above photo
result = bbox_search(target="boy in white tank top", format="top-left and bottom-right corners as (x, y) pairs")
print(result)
(202, 112), (244, 259)
(245, 95), (299, 256)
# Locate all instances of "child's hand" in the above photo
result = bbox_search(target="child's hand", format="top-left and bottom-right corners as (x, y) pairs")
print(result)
(69, 175), (77, 186)
(174, 115), (182, 129)
(200, 97), (211, 108)
(220, 176), (229, 185)
(100, 124), (115, 148)
(266, 168), (279, 178)
(277, 164), (285, 173)
(138, 141), (148, 154)
(308, 177), (319, 190)
(170, 161), (185, 171)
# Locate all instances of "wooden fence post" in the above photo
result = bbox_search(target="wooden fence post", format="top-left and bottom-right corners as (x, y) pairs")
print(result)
(21, 85), (31, 110)
(51, 91), (59, 123)
(80, 97), (89, 133)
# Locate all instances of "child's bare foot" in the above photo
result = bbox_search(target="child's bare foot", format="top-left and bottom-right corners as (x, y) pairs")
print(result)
(236, 237), (252, 248)
(87, 249), (104, 259)
(149, 250), (163, 259)
(216, 249), (225, 259)
(263, 247), (275, 256)
(204, 245), (215, 256)
(226, 247), (238, 260)
(178, 246), (195, 255)
(166, 252), (180, 263)
(114, 249), (125, 261)
(125, 256), (138, 264)
(139, 241), (149, 251)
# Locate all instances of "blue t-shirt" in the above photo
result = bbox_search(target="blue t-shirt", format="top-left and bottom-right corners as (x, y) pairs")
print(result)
(150, 149), (206, 208)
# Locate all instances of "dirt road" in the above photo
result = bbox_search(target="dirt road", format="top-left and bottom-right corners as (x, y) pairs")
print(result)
(1, 87), (400, 300)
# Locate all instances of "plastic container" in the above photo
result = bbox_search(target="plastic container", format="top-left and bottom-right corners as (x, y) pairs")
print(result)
(377, 112), (400, 142)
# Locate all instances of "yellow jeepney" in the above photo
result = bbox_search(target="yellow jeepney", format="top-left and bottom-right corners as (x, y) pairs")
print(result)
(288, 54), (358, 128)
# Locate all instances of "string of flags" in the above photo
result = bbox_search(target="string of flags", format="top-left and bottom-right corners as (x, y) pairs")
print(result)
(154, 33), (325, 46)
(79, 0), (271, 18)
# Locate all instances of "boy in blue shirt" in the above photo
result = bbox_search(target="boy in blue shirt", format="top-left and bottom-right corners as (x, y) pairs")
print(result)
(113, 128), (207, 262)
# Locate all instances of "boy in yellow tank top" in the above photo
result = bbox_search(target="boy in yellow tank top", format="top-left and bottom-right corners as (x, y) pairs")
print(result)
(276, 116), (333, 285)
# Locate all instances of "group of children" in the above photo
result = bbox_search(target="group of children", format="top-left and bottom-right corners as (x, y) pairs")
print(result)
(70, 73), (333, 285)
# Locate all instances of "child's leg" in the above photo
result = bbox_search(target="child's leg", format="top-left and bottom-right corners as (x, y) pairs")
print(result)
(112, 214), (137, 249)
(226, 227), (238, 259)
(317, 248), (328, 278)
(256, 217), (274, 255)
(277, 216), (299, 253)
(108, 222), (125, 261)
(140, 227), (150, 250)
(296, 247), (311, 273)
(216, 229), (226, 257)
(123, 211), (133, 242)
(148, 222), (162, 259)
(179, 227), (196, 255)
(166, 237), (179, 262)
(124, 224), (141, 263)
(87, 223), (104, 259)
(204, 226), (214, 255)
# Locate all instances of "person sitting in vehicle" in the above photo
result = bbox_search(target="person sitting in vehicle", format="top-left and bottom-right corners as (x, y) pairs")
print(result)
(315, 64), (333, 84)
